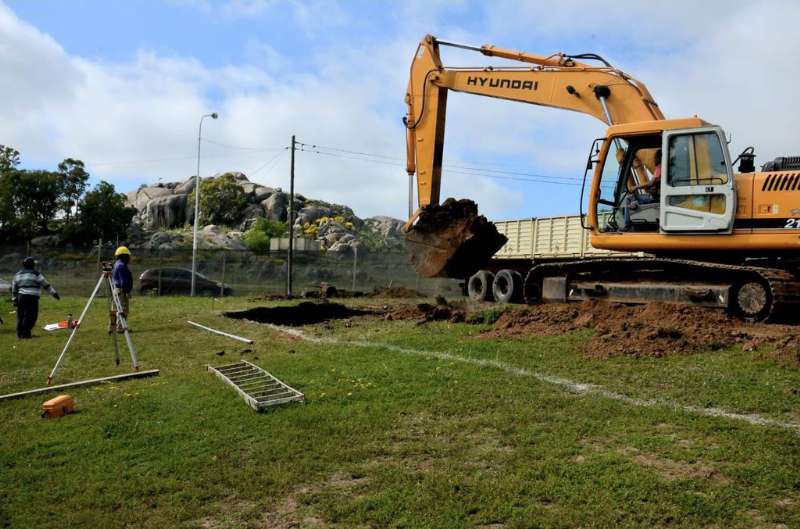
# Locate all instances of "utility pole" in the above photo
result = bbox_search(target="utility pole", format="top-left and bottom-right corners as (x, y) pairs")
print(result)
(287, 135), (296, 297)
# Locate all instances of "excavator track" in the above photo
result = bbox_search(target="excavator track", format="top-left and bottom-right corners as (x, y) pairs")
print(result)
(523, 258), (800, 322)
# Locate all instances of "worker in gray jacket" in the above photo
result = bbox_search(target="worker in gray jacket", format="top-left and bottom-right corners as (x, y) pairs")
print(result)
(12, 257), (60, 339)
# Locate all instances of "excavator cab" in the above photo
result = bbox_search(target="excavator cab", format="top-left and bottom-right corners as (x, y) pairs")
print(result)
(593, 122), (736, 235)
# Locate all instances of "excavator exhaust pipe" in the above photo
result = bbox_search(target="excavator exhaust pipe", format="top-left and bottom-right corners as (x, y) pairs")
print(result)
(404, 198), (507, 279)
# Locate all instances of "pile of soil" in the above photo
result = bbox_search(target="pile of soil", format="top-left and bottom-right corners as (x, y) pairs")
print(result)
(485, 300), (800, 361)
(226, 302), (370, 326)
(369, 287), (426, 299)
(385, 296), (467, 324)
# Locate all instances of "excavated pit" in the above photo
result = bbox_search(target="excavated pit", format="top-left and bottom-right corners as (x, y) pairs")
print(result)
(225, 302), (370, 326)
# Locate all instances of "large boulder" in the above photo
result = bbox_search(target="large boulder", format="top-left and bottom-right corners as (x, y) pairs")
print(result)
(365, 216), (405, 248)
(142, 194), (187, 229)
(174, 177), (197, 195)
(296, 205), (335, 226)
(200, 225), (247, 250)
(30, 235), (61, 247)
(252, 185), (275, 202)
(239, 203), (266, 231)
(262, 192), (289, 222)
(147, 231), (186, 251)
(126, 185), (173, 211)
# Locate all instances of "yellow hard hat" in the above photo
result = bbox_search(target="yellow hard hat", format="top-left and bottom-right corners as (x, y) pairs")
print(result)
(114, 246), (131, 257)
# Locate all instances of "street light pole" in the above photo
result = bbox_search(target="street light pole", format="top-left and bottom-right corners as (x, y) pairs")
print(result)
(191, 112), (218, 297)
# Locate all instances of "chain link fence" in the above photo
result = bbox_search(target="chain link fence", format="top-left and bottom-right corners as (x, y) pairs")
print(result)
(0, 245), (460, 299)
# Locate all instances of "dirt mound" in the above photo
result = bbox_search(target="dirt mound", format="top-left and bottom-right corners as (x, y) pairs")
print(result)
(226, 302), (370, 326)
(369, 287), (426, 299)
(485, 301), (800, 360)
(405, 198), (506, 278)
(385, 296), (467, 324)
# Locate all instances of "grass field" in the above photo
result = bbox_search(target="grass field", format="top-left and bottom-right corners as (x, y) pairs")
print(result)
(1, 295), (800, 528)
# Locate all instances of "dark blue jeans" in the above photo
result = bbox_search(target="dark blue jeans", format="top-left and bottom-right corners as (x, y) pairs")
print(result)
(16, 295), (39, 338)
(624, 193), (656, 230)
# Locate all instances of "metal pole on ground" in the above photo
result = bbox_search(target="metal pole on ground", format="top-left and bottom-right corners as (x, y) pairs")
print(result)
(191, 112), (218, 297)
(287, 135), (296, 297)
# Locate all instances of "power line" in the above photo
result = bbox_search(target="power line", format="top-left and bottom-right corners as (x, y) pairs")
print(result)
(201, 138), (287, 151)
(297, 140), (586, 182)
(296, 145), (605, 188)
(250, 147), (289, 176)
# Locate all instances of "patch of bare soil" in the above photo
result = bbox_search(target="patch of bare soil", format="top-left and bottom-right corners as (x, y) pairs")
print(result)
(260, 472), (370, 528)
(369, 286), (426, 299)
(384, 296), (467, 324)
(482, 300), (800, 361)
(225, 301), (371, 326)
(619, 447), (730, 483)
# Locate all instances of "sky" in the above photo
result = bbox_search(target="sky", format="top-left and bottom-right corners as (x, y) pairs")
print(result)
(2, 0), (799, 221)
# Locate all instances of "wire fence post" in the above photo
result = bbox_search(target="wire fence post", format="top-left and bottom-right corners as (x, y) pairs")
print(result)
(220, 251), (226, 298)
(157, 255), (163, 296)
(352, 245), (358, 292)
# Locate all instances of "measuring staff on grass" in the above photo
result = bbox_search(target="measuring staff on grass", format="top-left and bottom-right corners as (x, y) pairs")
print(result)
(12, 257), (60, 339)
(109, 246), (133, 334)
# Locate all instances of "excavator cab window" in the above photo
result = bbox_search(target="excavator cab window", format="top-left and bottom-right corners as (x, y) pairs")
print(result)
(597, 134), (662, 232)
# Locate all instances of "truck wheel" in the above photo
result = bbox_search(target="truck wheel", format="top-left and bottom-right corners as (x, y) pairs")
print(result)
(523, 269), (543, 305)
(493, 269), (522, 303)
(467, 270), (495, 302)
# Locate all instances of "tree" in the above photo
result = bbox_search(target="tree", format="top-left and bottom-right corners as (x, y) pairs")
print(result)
(0, 145), (20, 172)
(0, 145), (20, 239)
(57, 158), (89, 221)
(188, 173), (247, 226)
(69, 181), (136, 242)
(12, 170), (62, 239)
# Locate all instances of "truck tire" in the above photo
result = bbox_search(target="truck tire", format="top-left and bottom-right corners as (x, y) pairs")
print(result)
(492, 269), (522, 303)
(467, 270), (495, 302)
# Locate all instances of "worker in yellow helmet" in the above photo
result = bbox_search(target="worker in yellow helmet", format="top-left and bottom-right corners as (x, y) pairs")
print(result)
(109, 246), (133, 333)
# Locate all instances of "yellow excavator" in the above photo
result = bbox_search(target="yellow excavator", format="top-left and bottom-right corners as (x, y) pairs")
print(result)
(404, 34), (800, 320)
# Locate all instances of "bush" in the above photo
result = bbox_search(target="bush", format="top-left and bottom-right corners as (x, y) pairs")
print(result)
(188, 173), (247, 227)
(242, 218), (287, 254)
(242, 229), (270, 254)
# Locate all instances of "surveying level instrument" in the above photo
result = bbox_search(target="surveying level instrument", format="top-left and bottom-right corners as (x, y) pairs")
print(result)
(47, 262), (138, 385)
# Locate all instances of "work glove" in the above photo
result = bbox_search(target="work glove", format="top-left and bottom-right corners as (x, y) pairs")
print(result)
(53, 292), (61, 301)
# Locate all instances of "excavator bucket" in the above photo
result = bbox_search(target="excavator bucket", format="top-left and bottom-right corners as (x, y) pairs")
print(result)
(404, 198), (507, 278)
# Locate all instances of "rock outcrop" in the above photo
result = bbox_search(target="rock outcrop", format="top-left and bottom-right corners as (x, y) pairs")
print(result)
(126, 172), (404, 253)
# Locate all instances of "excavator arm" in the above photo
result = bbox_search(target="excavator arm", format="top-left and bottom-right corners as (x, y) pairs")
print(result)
(405, 34), (663, 209)
(403, 34), (664, 279)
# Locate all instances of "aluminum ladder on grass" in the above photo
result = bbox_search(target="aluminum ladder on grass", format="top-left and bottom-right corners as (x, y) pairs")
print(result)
(208, 360), (304, 411)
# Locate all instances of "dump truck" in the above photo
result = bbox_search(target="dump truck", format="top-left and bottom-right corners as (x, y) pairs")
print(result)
(403, 34), (800, 320)
(472, 214), (645, 303)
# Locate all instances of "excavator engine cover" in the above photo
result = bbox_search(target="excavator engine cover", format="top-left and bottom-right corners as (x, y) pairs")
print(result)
(405, 198), (507, 278)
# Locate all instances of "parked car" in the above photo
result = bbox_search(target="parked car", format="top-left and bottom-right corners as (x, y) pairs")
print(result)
(139, 268), (232, 296)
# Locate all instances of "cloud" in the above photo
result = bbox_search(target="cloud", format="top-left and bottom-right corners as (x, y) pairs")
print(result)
(1, 0), (798, 223)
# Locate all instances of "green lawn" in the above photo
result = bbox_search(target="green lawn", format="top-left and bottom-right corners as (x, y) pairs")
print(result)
(1, 295), (799, 528)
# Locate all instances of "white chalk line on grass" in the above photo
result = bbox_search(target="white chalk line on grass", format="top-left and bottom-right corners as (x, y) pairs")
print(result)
(266, 324), (800, 435)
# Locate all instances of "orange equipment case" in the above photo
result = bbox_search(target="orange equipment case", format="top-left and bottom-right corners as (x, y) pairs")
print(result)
(42, 394), (75, 418)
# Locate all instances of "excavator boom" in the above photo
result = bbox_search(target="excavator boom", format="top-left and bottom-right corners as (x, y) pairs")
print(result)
(404, 34), (663, 278)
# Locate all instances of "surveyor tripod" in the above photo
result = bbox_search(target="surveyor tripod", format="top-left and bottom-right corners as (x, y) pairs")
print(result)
(47, 268), (138, 385)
